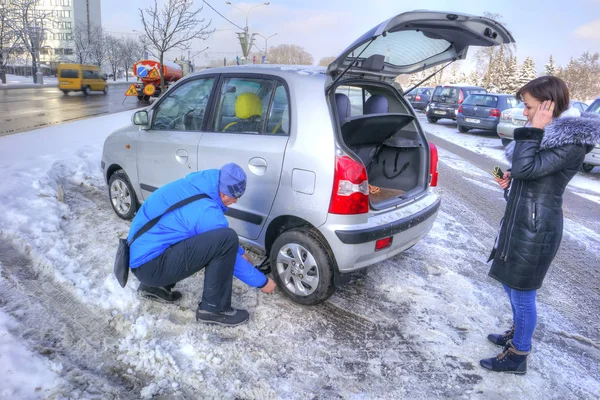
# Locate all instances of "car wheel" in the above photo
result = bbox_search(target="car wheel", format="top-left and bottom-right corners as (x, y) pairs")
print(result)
(270, 228), (336, 305)
(427, 116), (439, 124)
(83, 86), (91, 96)
(103, 86), (108, 94)
(62, 90), (69, 95)
(458, 125), (469, 133)
(581, 163), (594, 173)
(501, 138), (512, 147)
(108, 170), (138, 220)
(137, 95), (144, 101)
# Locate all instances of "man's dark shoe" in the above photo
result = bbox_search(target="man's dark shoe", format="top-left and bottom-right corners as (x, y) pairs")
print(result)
(138, 283), (182, 303)
(487, 325), (515, 346)
(480, 341), (529, 374)
(196, 306), (249, 327)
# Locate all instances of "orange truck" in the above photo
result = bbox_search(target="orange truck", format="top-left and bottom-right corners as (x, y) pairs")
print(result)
(132, 60), (184, 101)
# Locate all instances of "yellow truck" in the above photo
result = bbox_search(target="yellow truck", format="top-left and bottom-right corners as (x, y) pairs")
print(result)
(57, 63), (107, 95)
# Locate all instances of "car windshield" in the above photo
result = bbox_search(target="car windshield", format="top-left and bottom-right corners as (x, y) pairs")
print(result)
(463, 94), (498, 107)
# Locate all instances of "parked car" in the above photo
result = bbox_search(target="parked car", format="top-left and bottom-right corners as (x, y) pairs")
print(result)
(582, 98), (600, 172)
(102, 11), (514, 305)
(425, 84), (487, 123)
(498, 100), (591, 147)
(456, 93), (520, 134)
(405, 87), (433, 110)
(497, 102), (526, 146)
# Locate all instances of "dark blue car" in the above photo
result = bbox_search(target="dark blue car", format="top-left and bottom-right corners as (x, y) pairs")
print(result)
(456, 93), (520, 133)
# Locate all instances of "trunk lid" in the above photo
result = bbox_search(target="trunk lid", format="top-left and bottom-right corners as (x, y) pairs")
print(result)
(327, 10), (515, 83)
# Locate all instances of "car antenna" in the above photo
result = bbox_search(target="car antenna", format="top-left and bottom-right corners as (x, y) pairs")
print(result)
(330, 37), (378, 89)
(403, 60), (455, 96)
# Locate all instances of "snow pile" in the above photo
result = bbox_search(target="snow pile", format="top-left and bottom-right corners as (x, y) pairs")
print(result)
(0, 309), (63, 399)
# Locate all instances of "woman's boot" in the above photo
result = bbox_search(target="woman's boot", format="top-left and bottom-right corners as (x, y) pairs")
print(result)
(480, 340), (529, 374)
(487, 325), (515, 346)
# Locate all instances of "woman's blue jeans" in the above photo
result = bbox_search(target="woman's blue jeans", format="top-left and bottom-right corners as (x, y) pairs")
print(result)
(503, 284), (537, 352)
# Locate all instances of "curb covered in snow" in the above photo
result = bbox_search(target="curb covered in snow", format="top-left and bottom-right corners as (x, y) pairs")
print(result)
(0, 81), (134, 90)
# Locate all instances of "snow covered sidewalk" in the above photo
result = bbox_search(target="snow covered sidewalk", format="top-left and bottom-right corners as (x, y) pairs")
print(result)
(0, 112), (598, 399)
(0, 74), (134, 90)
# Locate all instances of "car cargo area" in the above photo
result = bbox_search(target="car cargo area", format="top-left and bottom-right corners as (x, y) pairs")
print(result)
(334, 86), (429, 209)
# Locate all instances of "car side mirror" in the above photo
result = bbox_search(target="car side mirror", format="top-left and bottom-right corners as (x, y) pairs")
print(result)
(133, 110), (149, 127)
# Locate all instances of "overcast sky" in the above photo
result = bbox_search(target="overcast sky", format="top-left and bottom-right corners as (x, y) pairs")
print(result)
(101, 0), (600, 72)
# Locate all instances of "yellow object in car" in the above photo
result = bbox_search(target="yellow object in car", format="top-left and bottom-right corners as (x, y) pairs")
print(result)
(235, 93), (262, 119)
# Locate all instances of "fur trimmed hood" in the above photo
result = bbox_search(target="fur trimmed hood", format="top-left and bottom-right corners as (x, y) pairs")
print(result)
(505, 110), (600, 162)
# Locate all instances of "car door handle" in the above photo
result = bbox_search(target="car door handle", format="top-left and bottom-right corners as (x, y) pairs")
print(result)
(248, 157), (267, 176)
(175, 149), (188, 164)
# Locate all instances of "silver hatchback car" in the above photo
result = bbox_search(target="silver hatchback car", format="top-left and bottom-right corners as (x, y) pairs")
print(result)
(102, 11), (514, 305)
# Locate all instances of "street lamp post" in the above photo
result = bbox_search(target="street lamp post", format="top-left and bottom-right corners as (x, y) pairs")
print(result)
(224, 2), (270, 61)
(256, 32), (277, 58)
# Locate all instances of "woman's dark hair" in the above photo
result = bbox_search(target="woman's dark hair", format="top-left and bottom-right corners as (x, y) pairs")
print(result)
(516, 76), (570, 118)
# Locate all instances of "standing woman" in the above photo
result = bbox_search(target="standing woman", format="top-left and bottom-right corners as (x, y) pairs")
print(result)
(482, 76), (600, 374)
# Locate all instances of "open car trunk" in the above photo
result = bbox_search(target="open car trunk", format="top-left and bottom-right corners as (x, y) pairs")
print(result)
(341, 113), (427, 209)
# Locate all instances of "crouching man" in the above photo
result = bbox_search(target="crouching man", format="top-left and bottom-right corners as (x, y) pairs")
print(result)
(128, 163), (276, 327)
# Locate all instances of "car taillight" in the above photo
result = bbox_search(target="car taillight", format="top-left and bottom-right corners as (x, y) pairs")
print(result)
(329, 155), (369, 215)
(415, 94), (421, 101)
(429, 143), (439, 187)
(375, 237), (393, 251)
(458, 89), (464, 104)
(458, 105), (463, 113)
(490, 108), (501, 117)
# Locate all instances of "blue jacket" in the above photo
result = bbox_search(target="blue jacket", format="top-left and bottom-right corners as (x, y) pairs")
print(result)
(128, 169), (267, 288)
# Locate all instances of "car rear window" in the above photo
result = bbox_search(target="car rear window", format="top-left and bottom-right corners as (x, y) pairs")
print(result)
(465, 89), (486, 96)
(60, 69), (79, 78)
(587, 100), (600, 114)
(464, 94), (498, 107)
(432, 87), (459, 102)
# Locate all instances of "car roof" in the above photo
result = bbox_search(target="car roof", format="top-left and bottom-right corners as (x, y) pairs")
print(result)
(191, 64), (327, 82)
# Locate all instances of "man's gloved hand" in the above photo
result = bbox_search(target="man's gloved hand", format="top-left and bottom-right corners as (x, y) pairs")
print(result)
(260, 277), (277, 294)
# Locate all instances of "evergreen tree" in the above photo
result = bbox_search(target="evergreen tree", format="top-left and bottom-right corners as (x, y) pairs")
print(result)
(517, 57), (538, 89)
(501, 56), (519, 94)
(545, 55), (558, 76)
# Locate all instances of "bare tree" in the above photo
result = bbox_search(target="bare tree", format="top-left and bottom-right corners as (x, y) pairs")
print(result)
(105, 35), (123, 81)
(72, 20), (92, 64)
(139, 0), (213, 91)
(475, 12), (515, 90)
(318, 56), (335, 67)
(88, 24), (106, 67)
(560, 52), (600, 101)
(0, 0), (22, 84)
(120, 37), (144, 81)
(6, 0), (55, 83)
(267, 44), (314, 65)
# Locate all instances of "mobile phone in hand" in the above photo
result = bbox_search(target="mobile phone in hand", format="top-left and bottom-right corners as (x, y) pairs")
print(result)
(492, 166), (504, 179)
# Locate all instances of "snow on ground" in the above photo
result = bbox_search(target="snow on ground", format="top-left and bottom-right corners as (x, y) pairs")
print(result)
(0, 112), (599, 398)
(0, 309), (63, 399)
(0, 73), (133, 89)
(421, 116), (600, 201)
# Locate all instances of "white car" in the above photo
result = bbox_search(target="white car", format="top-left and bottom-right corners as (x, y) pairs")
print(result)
(583, 98), (600, 172)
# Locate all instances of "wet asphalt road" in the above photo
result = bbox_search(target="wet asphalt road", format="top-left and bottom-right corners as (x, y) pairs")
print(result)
(0, 84), (145, 137)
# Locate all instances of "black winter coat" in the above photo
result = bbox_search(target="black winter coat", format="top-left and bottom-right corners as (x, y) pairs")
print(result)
(489, 112), (600, 290)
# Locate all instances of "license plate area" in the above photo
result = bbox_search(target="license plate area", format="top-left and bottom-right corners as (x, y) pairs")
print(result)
(434, 110), (446, 115)
(465, 118), (480, 123)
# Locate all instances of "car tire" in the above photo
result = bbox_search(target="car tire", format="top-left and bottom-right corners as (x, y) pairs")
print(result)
(83, 86), (91, 96)
(108, 170), (138, 220)
(270, 228), (336, 305)
(103, 86), (108, 94)
(137, 95), (144, 101)
(62, 90), (69, 95)
(427, 116), (439, 124)
(581, 163), (594, 173)
(501, 138), (512, 147)
(458, 125), (469, 133)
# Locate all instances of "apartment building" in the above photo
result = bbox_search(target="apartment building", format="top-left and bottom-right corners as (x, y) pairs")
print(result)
(39, 0), (102, 64)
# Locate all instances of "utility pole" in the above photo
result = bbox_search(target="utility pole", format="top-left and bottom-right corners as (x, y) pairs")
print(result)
(225, 2), (270, 63)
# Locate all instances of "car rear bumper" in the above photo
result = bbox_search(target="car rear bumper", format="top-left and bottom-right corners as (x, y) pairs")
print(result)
(584, 147), (600, 166)
(457, 115), (499, 130)
(428, 107), (457, 119)
(319, 192), (440, 273)
(410, 101), (429, 110)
